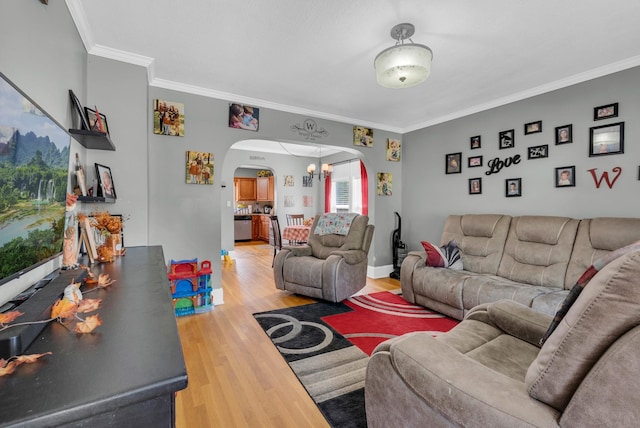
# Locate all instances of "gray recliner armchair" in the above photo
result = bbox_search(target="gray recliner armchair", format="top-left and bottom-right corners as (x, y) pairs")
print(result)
(273, 213), (374, 302)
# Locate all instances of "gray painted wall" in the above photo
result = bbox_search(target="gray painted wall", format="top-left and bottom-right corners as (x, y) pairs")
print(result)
(401, 67), (640, 251)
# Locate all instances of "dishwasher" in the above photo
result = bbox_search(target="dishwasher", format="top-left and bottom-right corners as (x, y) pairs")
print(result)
(234, 215), (252, 241)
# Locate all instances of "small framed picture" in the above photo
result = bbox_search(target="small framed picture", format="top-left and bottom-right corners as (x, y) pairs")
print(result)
(594, 103), (618, 121)
(499, 129), (514, 149)
(555, 166), (575, 188)
(505, 178), (521, 197)
(468, 155), (483, 168)
(555, 124), (572, 145)
(85, 107), (109, 134)
(69, 90), (90, 130)
(445, 152), (462, 174)
(527, 144), (548, 160)
(524, 120), (542, 135)
(589, 122), (624, 157)
(228, 103), (259, 132)
(470, 135), (481, 149)
(95, 163), (116, 199)
(469, 177), (482, 195)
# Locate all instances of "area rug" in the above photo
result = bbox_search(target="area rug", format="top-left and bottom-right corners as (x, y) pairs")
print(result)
(253, 291), (458, 427)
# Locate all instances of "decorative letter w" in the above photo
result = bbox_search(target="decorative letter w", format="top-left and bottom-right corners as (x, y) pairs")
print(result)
(588, 167), (622, 189)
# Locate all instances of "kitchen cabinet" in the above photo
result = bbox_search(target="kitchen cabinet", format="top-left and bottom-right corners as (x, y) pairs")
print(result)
(259, 215), (271, 242)
(252, 215), (260, 241)
(235, 178), (256, 201)
(256, 176), (274, 202)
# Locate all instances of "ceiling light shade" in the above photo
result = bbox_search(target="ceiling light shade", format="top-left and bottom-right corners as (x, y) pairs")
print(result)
(374, 23), (433, 89)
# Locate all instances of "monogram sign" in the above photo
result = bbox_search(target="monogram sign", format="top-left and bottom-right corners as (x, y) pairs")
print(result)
(290, 119), (329, 141)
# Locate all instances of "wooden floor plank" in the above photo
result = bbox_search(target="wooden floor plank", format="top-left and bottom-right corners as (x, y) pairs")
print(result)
(175, 241), (400, 427)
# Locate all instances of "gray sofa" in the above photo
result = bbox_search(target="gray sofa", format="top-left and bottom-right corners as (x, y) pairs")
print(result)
(365, 245), (640, 427)
(401, 214), (640, 319)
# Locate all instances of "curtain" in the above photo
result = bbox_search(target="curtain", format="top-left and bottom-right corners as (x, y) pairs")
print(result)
(324, 172), (331, 213)
(360, 160), (368, 216)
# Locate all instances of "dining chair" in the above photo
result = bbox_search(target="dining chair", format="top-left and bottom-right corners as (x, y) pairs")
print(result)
(270, 215), (282, 267)
(286, 214), (305, 226)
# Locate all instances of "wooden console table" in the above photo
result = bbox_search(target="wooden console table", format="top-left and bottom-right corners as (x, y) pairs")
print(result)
(0, 246), (187, 427)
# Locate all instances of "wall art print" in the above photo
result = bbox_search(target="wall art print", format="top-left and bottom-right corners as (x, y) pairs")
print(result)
(354, 126), (373, 147)
(284, 195), (295, 207)
(186, 151), (214, 185)
(589, 122), (624, 156)
(283, 175), (294, 187)
(386, 138), (401, 161)
(153, 99), (184, 136)
(555, 124), (572, 145)
(303, 195), (313, 207)
(499, 129), (515, 149)
(229, 103), (259, 131)
(302, 176), (313, 187)
(377, 172), (392, 196)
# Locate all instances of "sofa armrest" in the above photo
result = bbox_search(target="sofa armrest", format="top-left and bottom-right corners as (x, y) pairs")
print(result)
(487, 300), (552, 347)
(371, 333), (560, 426)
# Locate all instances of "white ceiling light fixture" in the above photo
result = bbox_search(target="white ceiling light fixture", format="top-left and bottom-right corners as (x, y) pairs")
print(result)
(374, 23), (433, 89)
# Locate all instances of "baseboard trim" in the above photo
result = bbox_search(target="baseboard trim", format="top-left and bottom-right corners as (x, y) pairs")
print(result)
(368, 264), (395, 279)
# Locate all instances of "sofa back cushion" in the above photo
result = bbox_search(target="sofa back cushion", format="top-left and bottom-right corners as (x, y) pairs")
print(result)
(440, 214), (511, 275)
(497, 216), (579, 289)
(308, 214), (371, 259)
(564, 217), (640, 288)
(525, 250), (640, 411)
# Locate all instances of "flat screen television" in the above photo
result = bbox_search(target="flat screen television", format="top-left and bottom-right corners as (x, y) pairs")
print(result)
(0, 72), (71, 305)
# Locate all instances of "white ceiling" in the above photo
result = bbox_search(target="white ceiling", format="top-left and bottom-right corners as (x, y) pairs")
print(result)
(68, 0), (640, 134)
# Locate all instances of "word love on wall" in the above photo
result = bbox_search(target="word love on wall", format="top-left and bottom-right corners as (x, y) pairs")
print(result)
(588, 167), (622, 189)
(485, 155), (521, 175)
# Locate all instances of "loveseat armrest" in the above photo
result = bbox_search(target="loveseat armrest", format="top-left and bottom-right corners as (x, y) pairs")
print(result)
(330, 249), (366, 265)
(487, 300), (552, 347)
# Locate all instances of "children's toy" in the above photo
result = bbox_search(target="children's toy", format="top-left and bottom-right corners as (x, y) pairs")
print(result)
(167, 259), (214, 317)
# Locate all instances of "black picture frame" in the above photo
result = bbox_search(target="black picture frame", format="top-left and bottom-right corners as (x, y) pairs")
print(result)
(84, 107), (109, 134)
(594, 103), (618, 121)
(470, 135), (481, 149)
(555, 124), (572, 145)
(555, 166), (575, 188)
(445, 152), (462, 174)
(95, 163), (116, 199)
(468, 155), (483, 168)
(589, 122), (624, 157)
(505, 178), (522, 197)
(527, 144), (548, 160)
(524, 120), (542, 135)
(499, 129), (514, 149)
(69, 90), (90, 130)
(469, 177), (482, 195)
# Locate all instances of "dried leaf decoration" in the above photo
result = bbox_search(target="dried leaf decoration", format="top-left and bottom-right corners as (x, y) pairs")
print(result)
(97, 274), (115, 288)
(0, 352), (52, 377)
(77, 298), (102, 314)
(74, 314), (102, 333)
(51, 298), (78, 321)
(0, 311), (23, 326)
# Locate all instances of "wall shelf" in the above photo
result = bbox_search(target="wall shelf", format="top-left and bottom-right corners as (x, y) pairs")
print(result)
(78, 195), (115, 204)
(69, 129), (115, 150)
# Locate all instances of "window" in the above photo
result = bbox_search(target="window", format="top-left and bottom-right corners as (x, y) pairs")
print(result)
(329, 161), (362, 214)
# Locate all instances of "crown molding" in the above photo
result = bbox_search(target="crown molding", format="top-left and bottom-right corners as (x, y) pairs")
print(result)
(65, 0), (93, 52)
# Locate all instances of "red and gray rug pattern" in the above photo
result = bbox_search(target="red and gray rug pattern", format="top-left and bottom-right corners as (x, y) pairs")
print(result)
(254, 291), (457, 428)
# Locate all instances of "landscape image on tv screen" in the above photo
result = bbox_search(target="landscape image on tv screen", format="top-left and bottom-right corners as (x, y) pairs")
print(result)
(0, 73), (71, 285)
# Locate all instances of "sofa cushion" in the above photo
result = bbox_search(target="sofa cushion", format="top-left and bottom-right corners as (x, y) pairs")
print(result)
(497, 216), (579, 289)
(440, 214), (511, 275)
(461, 274), (556, 312)
(525, 249), (640, 411)
(564, 217), (640, 288)
(420, 241), (446, 267)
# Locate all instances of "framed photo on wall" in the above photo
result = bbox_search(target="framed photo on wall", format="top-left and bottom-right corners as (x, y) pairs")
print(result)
(555, 124), (572, 145)
(524, 120), (542, 135)
(445, 152), (462, 174)
(527, 144), (548, 159)
(555, 166), (575, 188)
(505, 178), (521, 197)
(593, 103), (618, 121)
(499, 129), (514, 149)
(470, 135), (481, 149)
(85, 107), (109, 134)
(589, 122), (624, 157)
(95, 163), (116, 199)
(469, 177), (482, 194)
(468, 155), (483, 167)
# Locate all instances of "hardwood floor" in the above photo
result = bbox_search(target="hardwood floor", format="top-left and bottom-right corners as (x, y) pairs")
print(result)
(175, 241), (400, 427)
